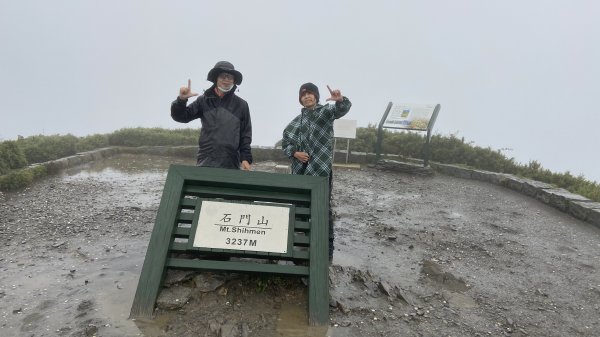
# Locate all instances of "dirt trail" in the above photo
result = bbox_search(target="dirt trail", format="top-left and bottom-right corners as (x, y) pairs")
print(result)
(1, 154), (599, 337)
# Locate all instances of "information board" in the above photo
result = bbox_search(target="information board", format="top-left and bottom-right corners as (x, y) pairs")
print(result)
(382, 104), (437, 130)
(192, 201), (290, 253)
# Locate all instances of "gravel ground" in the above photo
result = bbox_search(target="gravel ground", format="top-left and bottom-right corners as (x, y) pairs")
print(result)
(1, 153), (599, 337)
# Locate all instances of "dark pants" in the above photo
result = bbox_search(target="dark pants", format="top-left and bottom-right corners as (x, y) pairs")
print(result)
(328, 171), (334, 259)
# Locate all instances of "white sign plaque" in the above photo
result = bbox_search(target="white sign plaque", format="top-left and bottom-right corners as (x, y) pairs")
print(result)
(333, 119), (357, 139)
(192, 201), (290, 253)
(383, 103), (437, 130)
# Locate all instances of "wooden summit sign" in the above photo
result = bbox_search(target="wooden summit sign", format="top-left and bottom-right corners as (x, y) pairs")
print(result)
(191, 200), (292, 253)
(130, 165), (330, 325)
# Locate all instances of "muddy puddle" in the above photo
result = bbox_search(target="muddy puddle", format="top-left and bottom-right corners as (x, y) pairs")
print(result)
(1, 153), (600, 336)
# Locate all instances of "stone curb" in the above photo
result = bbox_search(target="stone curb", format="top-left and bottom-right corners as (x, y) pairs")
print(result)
(28, 146), (289, 175)
(430, 162), (600, 228)
(41, 147), (121, 173)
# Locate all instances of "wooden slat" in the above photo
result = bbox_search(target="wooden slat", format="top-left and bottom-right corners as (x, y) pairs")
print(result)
(167, 258), (309, 275)
(294, 221), (310, 231)
(183, 197), (306, 208)
(294, 233), (309, 245)
(293, 249), (309, 260)
(169, 242), (310, 260)
(174, 227), (191, 236)
(295, 207), (310, 215)
(180, 198), (197, 208)
(178, 213), (194, 222)
(183, 185), (311, 203)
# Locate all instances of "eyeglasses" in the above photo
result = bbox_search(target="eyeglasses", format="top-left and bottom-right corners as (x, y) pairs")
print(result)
(218, 73), (235, 81)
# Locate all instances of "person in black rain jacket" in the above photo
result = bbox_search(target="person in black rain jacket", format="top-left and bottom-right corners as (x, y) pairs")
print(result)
(171, 61), (253, 170)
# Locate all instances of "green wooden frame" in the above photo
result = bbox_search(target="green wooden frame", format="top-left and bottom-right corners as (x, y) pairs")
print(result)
(130, 165), (330, 325)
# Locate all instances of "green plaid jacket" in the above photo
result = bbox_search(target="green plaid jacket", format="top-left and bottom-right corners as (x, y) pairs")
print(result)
(282, 97), (352, 177)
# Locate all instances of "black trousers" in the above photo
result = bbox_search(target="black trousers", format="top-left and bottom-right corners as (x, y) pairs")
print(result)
(328, 171), (334, 259)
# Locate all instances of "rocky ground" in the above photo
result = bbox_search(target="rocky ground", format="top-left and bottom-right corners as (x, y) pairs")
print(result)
(1, 153), (599, 337)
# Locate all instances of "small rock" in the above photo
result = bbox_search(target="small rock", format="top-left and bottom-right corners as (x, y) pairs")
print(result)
(163, 269), (196, 287)
(241, 322), (250, 337)
(156, 285), (193, 310)
(52, 241), (66, 248)
(378, 281), (393, 297)
(85, 324), (98, 337)
(77, 300), (94, 311)
(194, 273), (225, 292)
(208, 319), (221, 334)
(329, 298), (337, 308)
(220, 322), (240, 337)
(394, 286), (411, 304)
(337, 300), (350, 314)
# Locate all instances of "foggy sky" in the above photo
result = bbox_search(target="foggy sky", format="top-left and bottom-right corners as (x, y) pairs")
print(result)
(1, 1), (599, 182)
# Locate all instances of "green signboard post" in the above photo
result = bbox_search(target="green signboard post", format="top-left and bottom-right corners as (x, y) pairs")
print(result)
(376, 102), (441, 166)
(130, 165), (330, 325)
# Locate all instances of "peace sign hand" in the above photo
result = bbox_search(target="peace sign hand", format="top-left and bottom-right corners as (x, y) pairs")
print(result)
(179, 79), (199, 100)
(325, 85), (343, 103)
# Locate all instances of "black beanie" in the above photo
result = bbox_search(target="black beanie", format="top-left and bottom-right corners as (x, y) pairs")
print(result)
(298, 82), (320, 105)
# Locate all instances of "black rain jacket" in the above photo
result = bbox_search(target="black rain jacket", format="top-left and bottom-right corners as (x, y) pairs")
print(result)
(171, 84), (253, 169)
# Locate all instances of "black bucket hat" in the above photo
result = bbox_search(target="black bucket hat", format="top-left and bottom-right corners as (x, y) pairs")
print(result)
(206, 61), (243, 85)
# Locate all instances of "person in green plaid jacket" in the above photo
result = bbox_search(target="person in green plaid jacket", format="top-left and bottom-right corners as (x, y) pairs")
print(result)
(281, 82), (352, 261)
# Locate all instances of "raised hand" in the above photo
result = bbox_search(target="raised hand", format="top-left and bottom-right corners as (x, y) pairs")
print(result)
(179, 79), (199, 99)
(325, 85), (343, 102)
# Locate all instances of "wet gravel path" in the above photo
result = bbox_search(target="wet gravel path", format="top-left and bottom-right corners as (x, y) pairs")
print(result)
(1, 154), (599, 337)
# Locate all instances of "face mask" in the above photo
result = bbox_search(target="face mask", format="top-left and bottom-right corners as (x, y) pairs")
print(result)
(218, 85), (233, 93)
